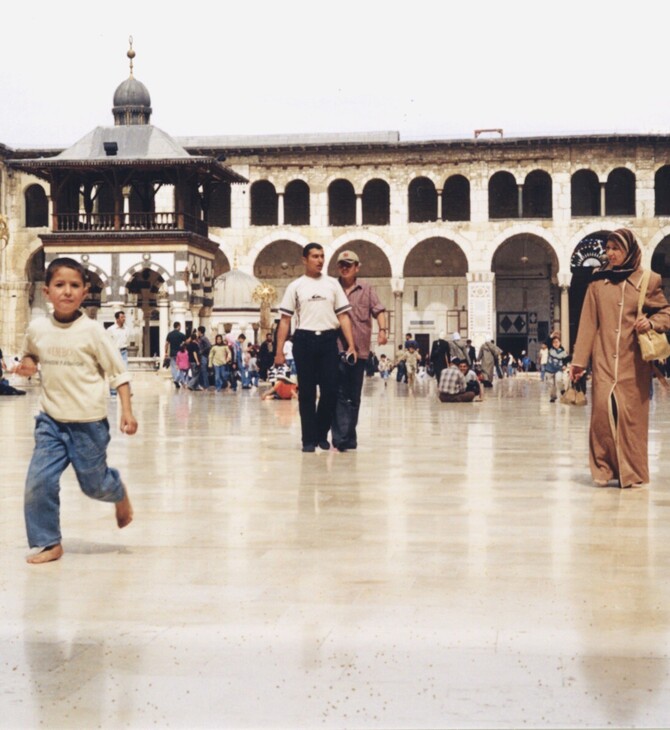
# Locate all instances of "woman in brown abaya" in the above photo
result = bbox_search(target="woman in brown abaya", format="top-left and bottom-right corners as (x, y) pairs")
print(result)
(570, 228), (670, 488)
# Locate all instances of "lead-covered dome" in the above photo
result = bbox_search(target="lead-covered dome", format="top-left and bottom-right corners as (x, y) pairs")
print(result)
(112, 39), (152, 125)
(213, 269), (261, 310)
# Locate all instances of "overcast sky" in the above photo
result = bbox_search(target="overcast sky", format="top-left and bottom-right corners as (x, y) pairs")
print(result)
(1, 0), (667, 149)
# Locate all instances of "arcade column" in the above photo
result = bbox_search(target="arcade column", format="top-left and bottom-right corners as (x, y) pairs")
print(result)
(392, 278), (405, 348)
(466, 271), (495, 346)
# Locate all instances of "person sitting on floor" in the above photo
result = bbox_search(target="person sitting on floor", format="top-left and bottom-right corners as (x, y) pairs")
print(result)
(261, 373), (298, 400)
(458, 360), (483, 401)
(437, 358), (476, 403)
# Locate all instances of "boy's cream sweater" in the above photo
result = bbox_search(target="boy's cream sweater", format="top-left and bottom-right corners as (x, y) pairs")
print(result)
(23, 313), (130, 422)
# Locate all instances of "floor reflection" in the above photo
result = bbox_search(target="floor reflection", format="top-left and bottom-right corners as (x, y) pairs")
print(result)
(1, 373), (670, 728)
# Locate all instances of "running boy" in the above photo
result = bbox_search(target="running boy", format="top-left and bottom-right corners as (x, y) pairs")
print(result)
(16, 257), (137, 564)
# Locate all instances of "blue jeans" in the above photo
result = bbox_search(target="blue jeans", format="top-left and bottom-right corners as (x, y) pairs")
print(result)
(200, 354), (210, 388)
(170, 356), (180, 384)
(24, 412), (125, 548)
(214, 364), (229, 391)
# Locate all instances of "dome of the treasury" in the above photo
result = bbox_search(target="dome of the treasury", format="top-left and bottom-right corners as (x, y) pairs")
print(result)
(213, 269), (261, 310)
(112, 40), (152, 125)
(113, 76), (151, 109)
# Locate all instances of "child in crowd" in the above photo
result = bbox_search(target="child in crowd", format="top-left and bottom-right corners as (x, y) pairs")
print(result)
(378, 354), (391, 385)
(176, 343), (190, 388)
(401, 344), (421, 386)
(16, 257), (137, 564)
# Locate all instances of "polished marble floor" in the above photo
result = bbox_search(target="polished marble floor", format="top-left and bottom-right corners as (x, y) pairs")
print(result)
(2, 372), (670, 729)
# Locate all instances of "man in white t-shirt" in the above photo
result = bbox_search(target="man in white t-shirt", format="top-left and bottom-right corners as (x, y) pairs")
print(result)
(107, 311), (129, 396)
(275, 243), (356, 452)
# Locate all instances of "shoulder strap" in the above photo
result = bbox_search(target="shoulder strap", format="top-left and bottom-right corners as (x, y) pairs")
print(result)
(637, 269), (651, 317)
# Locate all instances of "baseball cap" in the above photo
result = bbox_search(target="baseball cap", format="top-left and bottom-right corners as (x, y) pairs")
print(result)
(337, 250), (360, 264)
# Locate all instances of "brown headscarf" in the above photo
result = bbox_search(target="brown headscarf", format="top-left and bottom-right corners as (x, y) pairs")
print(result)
(592, 228), (642, 282)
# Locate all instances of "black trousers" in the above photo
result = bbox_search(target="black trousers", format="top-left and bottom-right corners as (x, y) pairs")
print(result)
(331, 359), (366, 449)
(293, 329), (339, 446)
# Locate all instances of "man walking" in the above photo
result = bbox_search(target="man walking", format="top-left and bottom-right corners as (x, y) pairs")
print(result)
(197, 326), (212, 389)
(107, 310), (129, 396)
(331, 250), (387, 451)
(275, 243), (356, 453)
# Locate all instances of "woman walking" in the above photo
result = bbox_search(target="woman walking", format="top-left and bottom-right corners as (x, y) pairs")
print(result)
(570, 228), (670, 488)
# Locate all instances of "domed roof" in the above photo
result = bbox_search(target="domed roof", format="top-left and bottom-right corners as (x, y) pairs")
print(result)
(112, 39), (152, 125)
(113, 76), (151, 108)
(213, 269), (260, 310)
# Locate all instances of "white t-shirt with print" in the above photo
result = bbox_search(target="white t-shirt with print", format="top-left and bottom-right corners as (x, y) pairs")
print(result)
(278, 275), (351, 331)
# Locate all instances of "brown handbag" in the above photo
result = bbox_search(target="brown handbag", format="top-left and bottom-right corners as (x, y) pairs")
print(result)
(637, 270), (670, 362)
(560, 384), (577, 405)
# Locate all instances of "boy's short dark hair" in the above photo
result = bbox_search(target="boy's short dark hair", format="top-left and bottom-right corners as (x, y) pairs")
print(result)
(173, 322), (181, 328)
(114, 311), (124, 320)
(45, 257), (88, 286)
(302, 242), (323, 257)
(197, 326), (206, 334)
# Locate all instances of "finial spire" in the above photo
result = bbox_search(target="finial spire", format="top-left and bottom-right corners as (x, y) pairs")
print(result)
(127, 36), (135, 77)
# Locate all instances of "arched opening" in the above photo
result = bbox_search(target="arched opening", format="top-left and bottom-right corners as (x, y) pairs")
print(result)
(209, 184), (231, 228)
(569, 231), (608, 346)
(213, 248), (231, 279)
(442, 175), (470, 222)
(83, 270), (105, 311)
(25, 185), (48, 228)
(362, 179), (390, 225)
(327, 240), (392, 278)
(127, 268), (165, 357)
(253, 239), (304, 309)
(26, 247), (47, 313)
(250, 180), (278, 226)
(605, 167), (635, 216)
(408, 177), (437, 223)
(571, 169), (600, 217)
(328, 179), (356, 226)
(523, 170), (552, 218)
(403, 237), (469, 354)
(492, 234), (558, 362)
(654, 166), (670, 217)
(651, 235), (670, 297)
(284, 180), (310, 226)
(488, 171), (518, 219)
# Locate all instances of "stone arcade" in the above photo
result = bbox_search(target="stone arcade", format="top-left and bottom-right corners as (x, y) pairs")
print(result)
(3, 46), (670, 363)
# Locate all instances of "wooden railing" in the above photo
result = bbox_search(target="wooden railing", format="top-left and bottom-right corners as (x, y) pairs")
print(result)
(55, 212), (207, 236)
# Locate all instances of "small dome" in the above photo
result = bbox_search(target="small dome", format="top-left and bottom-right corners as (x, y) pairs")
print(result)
(113, 76), (151, 108)
(213, 269), (260, 310)
(112, 76), (152, 126)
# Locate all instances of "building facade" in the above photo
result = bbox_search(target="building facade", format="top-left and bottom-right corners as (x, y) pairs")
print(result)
(3, 52), (670, 363)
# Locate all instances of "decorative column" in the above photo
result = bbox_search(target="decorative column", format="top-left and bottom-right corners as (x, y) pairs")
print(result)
(466, 271), (495, 346)
(392, 278), (405, 348)
(122, 186), (130, 227)
(436, 189), (443, 221)
(558, 272), (571, 350)
(277, 192), (284, 226)
(517, 184), (524, 218)
(355, 194), (362, 226)
(170, 301), (189, 332)
(600, 182), (606, 216)
(157, 286), (169, 356)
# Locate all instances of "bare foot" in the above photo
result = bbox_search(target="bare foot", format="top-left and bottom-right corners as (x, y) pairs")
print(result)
(26, 544), (64, 564)
(115, 490), (134, 528)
